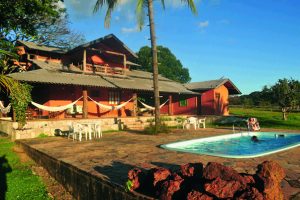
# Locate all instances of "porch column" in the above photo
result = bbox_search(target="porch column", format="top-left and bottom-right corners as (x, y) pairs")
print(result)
(195, 95), (198, 115)
(83, 49), (86, 72)
(12, 108), (16, 122)
(168, 95), (173, 115)
(82, 88), (88, 118)
(132, 93), (137, 117)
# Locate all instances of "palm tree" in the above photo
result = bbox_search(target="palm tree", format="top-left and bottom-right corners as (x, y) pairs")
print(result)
(94, 0), (197, 132)
(0, 74), (15, 93)
(0, 49), (18, 93)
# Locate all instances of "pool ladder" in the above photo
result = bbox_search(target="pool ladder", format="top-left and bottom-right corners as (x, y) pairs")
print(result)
(233, 123), (250, 135)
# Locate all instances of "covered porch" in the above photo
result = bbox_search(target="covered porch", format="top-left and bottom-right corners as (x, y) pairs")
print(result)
(23, 83), (198, 120)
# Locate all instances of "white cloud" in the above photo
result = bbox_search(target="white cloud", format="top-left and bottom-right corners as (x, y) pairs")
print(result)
(164, 0), (201, 8)
(121, 26), (140, 33)
(66, 0), (202, 21)
(65, 0), (97, 17)
(198, 20), (209, 28)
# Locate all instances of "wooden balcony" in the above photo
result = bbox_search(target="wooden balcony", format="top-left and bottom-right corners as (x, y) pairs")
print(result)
(85, 64), (127, 75)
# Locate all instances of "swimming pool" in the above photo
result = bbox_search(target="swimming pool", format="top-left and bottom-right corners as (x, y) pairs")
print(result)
(161, 132), (300, 158)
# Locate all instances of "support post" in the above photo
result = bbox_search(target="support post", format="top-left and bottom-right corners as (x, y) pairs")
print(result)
(132, 93), (137, 117)
(168, 95), (173, 116)
(195, 95), (198, 115)
(82, 88), (88, 119)
(83, 49), (86, 72)
(12, 108), (16, 122)
(123, 54), (127, 69)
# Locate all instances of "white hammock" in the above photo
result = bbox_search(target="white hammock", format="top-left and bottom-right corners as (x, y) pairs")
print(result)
(31, 97), (83, 112)
(138, 99), (169, 111)
(0, 101), (11, 114)
(88, 96), (132, 111)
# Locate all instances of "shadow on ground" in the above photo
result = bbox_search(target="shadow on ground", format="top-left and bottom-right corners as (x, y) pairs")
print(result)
(0, 155), (12, 200)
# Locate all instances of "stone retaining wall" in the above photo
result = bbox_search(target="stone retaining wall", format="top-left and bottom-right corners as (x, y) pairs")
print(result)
(0, 115), (219, 140)
(17, 141), (152, 200)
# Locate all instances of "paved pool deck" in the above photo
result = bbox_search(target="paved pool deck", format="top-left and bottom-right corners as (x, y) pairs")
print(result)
(19, 128), (300, 199)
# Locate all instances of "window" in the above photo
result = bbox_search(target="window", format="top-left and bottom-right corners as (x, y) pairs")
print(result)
(179, 98), (188, 107)
(90, 90), (100, 97)
(109, 91), (120, 104)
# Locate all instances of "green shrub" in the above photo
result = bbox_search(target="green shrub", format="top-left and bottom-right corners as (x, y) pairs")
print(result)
(144, 123), (170, 135)
(37, 133), (48, 138)
(9, 83), (32, 127)
(146, 117), (173, 123)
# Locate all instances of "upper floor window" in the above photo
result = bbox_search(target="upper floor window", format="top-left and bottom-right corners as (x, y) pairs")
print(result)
(109, 91), (120, 104)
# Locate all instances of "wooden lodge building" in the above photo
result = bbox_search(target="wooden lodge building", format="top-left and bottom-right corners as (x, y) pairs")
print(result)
(9, 34), (241, 120)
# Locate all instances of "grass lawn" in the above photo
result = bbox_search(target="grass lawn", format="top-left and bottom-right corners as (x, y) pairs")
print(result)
(229, 107), (300, 130)
(0, 137), (50, 200)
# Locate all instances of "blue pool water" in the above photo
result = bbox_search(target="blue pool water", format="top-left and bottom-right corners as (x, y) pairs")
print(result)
(161, 132), (300, 158)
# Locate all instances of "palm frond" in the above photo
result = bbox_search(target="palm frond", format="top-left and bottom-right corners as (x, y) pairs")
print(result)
(181, 0), (198, 14)
(136, 0), (146, 30)
(93, 0), (119, 28)
(93, 0), (105, 13)
(0, 49), (18, 58)
(160, 0), (165, 9)
(0, 75), (17, 93)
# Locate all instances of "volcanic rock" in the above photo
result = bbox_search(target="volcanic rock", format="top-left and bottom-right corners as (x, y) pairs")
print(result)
(236, 187), (264, 200)
(127, 168), (145, 191)
(204, 177), (242, 199)
(179, 163), (203, 179)
(203, 162), (244, 182)
(151, 167), (171, 187)
(256, 161), (286, 200)
(256, 160), (285, 183)
(159, 173), (184, 200)
(187, 190), (213, 200)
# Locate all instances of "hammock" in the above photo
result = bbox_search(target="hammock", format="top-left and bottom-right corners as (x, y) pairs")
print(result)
(31, 97), (83, 112)
(88, 96), (132, 111)
(0, 101), (11, 114)
(138, 99), (169, 111)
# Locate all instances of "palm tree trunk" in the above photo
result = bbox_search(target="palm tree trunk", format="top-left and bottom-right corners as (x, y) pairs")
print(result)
(147, 0), (160, 131)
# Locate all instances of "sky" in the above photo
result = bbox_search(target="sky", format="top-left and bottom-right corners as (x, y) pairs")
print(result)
(63, 0), (300, 95)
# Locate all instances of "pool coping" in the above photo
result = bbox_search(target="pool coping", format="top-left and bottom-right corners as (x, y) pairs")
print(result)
(160, 132), (300, 159)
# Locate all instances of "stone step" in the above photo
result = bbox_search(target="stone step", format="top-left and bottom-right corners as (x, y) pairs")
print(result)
(123, 122), (146, 130)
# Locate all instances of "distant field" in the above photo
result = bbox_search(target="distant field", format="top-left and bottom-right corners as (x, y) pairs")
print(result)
(229, 107), (300, 130)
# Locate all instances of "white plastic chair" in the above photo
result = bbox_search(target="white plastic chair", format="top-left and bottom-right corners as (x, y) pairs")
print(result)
(183, 117), (198, 130)
(93, 121), (102, 138)
(198, 117), (206, 129)
(74, 123), (88, 141)
(67, 122), (76, 140)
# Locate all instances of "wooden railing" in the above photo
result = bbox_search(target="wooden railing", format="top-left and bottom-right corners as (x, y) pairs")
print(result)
(86, 64), (126, 75)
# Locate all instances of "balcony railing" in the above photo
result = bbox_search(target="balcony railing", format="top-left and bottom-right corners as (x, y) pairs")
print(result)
(85, 64), (126, 75)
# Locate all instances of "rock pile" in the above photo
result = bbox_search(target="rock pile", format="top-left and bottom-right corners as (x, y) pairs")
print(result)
(127, 160), (285, 200)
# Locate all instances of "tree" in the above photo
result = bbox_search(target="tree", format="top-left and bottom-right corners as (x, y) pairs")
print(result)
(0, 0), (85, 49)
(270, 78), (300, 120)
(136, 46), (191, 83)
(0, 0), (74, 127)
(31, 15), (86, 49)
(0, 0), (63, 42)
(94, 0), (197, 132)
(0, 49), (32, 127)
